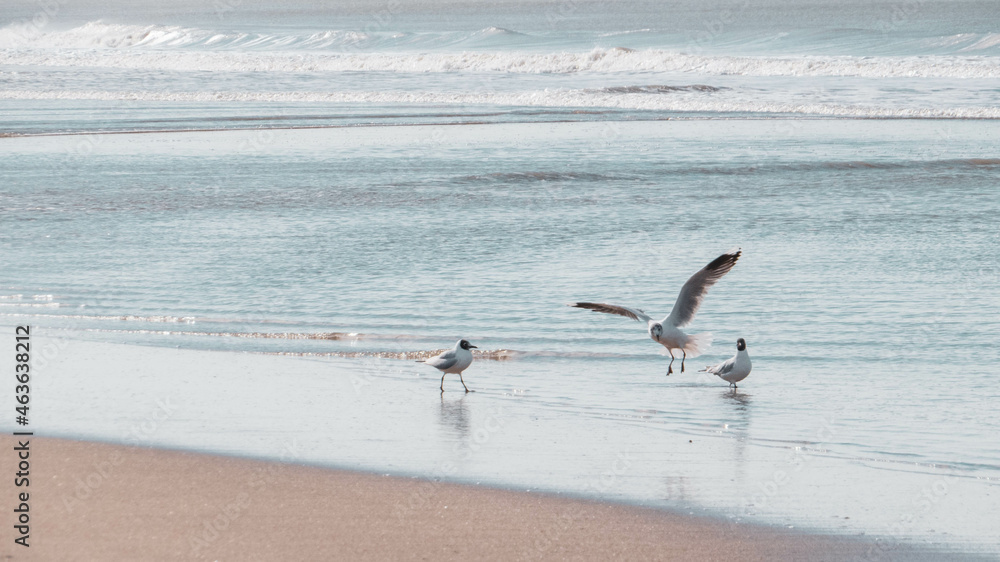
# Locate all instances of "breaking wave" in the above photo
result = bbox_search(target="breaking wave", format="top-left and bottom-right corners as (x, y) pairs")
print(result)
(0, 22), (538, 51)
(0, 21), (380, 50)
(1, 37), (998, 78)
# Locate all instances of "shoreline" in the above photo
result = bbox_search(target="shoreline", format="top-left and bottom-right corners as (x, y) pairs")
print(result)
(0, 328), (996, 556)
(0, 434), (975, 561)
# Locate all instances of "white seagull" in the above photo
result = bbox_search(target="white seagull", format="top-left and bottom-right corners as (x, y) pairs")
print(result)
(701, 338), (752, 388)
(417, 339), (477, 392)
(570, 249), (741, 375)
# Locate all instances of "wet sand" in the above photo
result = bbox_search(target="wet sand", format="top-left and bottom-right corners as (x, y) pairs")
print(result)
(0, 434), (966, 561)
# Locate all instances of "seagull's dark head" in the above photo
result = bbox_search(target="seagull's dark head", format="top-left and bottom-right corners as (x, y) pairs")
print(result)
(736, 338), (746, 351)
(459, 339), (477, 350)
(650, 323), (663, 341)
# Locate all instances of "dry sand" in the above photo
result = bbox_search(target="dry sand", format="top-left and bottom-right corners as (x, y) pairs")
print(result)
(0, 435), (955, 561)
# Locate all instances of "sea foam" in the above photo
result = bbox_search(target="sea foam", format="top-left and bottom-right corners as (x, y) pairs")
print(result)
(2, 88), (997, 119)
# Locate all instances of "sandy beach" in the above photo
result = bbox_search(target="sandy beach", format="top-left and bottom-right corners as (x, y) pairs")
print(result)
(2, 434), (963, 561)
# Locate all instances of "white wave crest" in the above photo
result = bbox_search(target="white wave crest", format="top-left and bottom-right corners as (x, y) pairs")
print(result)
(0, 21), (376, 50)
(476, 27), (525, 37)
(963, 33), (1000, 52)
(1, 47), (998, 78)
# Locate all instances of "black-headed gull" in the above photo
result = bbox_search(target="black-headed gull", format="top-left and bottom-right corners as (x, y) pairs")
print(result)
(570, 249), (741, 375)
(417, 339), (477, 392)
(700, 338), (752, 388)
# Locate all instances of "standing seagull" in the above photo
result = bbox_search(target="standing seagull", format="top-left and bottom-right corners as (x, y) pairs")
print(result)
(417, 339), (477, 392)
(701, 338), (752, 388)
(570, 249), (741, 375)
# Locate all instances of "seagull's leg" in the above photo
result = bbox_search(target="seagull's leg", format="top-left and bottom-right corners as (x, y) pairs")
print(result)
(440, 372), (447, 392)
(667, 351), (675, 376)
(681, 350), (687, 373)
(458, 372), (470, 393)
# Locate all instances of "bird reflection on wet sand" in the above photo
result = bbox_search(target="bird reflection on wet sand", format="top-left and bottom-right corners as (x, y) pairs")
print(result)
(438, 394), (471, 441)
(723, 389), (752, 411)
(721, 389), (753, 485)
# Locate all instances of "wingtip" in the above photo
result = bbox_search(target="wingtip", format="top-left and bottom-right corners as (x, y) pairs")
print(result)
(718, 248), (741, 267)
(705, 250), (741, 272)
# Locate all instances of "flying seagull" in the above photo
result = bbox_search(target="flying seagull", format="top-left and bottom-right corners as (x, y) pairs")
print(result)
(570, 249), (741, 375)
(700, 338), (752, 388)
(417, 339), (477, 392)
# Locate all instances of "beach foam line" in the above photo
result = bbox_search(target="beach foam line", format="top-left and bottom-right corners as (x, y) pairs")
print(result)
(2, 89), (998, 119)
(263, 348), (522, 361)
(83, 328), (361, 340)
(71, 329), (643, 361)
(261, 349), (645, 361)
(79, 327), (430, 342)
(595, 84), (726, 93)
(1, 326), (645, 361)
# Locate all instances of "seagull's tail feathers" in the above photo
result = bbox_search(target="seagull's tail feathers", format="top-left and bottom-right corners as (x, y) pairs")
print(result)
(697, 366), (723, 378)
(683, 332), (713, 358)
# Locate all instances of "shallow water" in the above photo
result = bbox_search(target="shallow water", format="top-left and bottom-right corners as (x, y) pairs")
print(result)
(3, 121), (999, 553)
(2, 0), (999, 554)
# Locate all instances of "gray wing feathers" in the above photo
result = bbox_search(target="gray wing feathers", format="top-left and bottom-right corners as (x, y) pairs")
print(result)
(702, 357), (735, 375)
(426, 350), (458, 370)
(714, 358), (736, 376)
(569, 302), (651, 323)
(666, 250), (741, 328)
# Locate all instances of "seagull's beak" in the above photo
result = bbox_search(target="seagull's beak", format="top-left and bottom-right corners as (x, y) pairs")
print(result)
(469, 345), (478, 349)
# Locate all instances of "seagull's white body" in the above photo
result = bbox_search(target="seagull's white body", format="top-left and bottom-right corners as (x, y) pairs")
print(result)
(418, 339), (476, 392)
(653, 322), (711, 361)
(571, 249), (741, 374)
(701, 339), (752, 388)
(424, 341), (474, 374)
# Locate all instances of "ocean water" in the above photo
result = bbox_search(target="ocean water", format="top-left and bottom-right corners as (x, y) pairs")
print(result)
(2, 0), (999, 555)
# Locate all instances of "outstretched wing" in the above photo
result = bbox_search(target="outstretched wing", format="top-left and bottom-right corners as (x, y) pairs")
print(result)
(425, 349), (458, 370)
(665, 249), (741, 328)
(569, 302), (651, 323)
